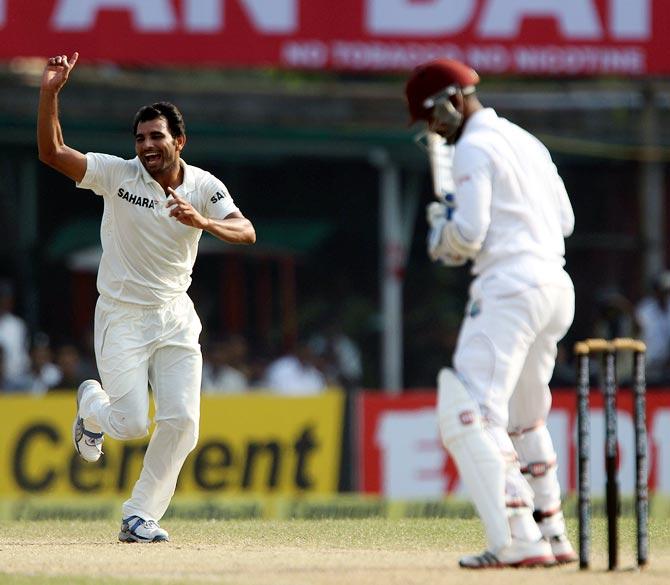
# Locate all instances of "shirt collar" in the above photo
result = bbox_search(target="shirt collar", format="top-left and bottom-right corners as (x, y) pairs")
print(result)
(462, 108), (497, 135)
(179, 159), (196, 194)
(135, 157), (195, 194)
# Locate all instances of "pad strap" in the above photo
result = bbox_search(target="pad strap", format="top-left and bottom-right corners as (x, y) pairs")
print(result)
(520, 458), (557, 478)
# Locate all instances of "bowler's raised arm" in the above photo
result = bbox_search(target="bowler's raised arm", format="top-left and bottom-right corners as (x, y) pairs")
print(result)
(37, 52), (87, 183)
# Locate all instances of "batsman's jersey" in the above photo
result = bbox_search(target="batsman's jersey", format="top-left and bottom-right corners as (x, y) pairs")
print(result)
(77, 153), (238, 305)
(452, 108), (574, 282)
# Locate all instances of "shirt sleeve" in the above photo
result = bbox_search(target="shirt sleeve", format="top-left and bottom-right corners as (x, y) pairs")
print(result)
(76, 153), (130, 197)
(202, 177), (240, 220)
(452, 144), (493, 248)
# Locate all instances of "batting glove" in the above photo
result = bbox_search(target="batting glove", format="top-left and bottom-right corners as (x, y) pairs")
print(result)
(437, 252), (467, 267)
(426, 201), (447, 227)
(425, 201), (466, 266)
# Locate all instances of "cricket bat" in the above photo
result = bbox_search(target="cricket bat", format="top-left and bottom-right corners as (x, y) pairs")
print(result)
(425, 131), (455, 203)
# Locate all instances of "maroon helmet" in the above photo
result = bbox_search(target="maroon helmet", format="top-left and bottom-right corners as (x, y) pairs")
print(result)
(405, 59), (480, 123)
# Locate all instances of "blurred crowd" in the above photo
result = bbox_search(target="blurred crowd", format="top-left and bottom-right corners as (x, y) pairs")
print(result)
(200, 325), (362, 395)
(0, 278), (363, 395)
(4, 269), (670, 395)
(551, 270), (670, 387)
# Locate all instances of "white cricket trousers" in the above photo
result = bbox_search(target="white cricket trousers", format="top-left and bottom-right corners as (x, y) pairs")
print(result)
(453, 265), (574, 511)
(82, 293), (202, 522)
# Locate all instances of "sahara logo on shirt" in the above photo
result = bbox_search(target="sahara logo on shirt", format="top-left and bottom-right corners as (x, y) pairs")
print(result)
(210, 191), (228, 204)
(117, 187), (156, 209)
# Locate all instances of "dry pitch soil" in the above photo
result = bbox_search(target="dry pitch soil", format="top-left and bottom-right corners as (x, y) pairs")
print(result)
(0, 519), (669, 585)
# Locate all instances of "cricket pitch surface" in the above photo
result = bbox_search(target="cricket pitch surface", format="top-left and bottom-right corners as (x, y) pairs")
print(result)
(1, 518), (668, 585)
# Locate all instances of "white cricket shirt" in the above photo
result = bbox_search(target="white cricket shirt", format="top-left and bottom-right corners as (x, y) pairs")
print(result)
(77, 153), (239, 306)
(452, 108), (574, 282)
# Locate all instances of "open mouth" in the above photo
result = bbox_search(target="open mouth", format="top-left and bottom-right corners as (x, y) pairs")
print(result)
(144, 152), (161, 165)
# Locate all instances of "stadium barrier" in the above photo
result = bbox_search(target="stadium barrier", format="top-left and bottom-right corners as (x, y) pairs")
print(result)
(2, 388), (670, 516)
(357, 388), (670, 498)
(0, 392), (344, 497)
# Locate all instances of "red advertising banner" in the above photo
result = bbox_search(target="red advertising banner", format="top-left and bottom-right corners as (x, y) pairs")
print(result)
(0, 0), (667, 75)
(357, 388), (670, 498)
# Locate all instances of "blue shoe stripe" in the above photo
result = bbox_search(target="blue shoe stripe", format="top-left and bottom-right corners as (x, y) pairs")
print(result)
(82, 429), (104, 439)
(130, 518), (144, 532)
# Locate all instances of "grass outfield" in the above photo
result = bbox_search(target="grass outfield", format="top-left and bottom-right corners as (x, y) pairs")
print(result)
(0, 517), (669, 585)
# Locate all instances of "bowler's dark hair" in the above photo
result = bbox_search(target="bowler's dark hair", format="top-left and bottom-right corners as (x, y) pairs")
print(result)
(132, 102), (186, 138)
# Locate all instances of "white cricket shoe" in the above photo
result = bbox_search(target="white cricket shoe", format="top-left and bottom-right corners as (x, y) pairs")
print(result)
(119, 516), (169, 543)
(548, 534), (578, 564)
(72, 381), (104, 462)
(459, 537), (556, 569)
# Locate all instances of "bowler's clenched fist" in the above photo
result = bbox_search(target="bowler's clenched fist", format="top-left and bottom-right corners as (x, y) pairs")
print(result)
(42, 52), (79, 93)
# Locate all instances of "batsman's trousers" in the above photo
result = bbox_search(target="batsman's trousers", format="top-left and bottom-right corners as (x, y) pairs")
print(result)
(453, 263), (574, 508)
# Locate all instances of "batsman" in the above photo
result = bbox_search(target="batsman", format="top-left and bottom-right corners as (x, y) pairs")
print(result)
(37, 53), (256, 542)
(405, 59), (576, 568)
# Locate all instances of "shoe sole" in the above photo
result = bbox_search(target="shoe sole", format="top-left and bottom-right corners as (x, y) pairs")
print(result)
(460, 555), (556, 569)
(72, 416), (83, 457)
(72, 385), (85, 456)
(72, 385), (102, 463)
(73, 418), (101, 463)
(554, 553), (578, 564)
(510, 555), (557, 568)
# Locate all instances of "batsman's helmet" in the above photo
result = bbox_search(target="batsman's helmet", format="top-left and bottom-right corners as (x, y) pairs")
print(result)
(405, 59), (480, 123)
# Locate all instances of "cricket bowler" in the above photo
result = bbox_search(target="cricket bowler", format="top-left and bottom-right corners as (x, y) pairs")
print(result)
(37, 52), (256, 542)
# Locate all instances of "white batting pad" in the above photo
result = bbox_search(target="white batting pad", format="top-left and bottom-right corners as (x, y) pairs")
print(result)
(511, 425), (564, 530)
(486, 425), (535, 510)
(437, 368), (511, 550)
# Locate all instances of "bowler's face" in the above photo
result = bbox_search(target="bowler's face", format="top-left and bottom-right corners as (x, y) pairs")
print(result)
(135, 117), (183, 177)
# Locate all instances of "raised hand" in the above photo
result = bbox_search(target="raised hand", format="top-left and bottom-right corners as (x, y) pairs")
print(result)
(41, 52), (79, 93)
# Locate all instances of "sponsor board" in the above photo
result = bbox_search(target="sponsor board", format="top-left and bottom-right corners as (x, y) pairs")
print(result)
(357, 388), (670, 498)
(0, 0), (666, 74)
(0, 392), (343, 496)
